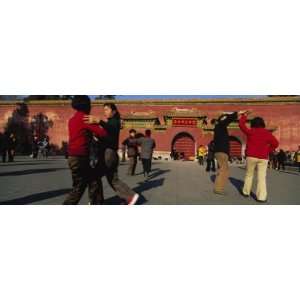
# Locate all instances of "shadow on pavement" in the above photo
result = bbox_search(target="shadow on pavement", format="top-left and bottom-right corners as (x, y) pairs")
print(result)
(0, 189), (72, 205)
(104, 178), (165, 205)
(229, 177), (257, 199)
(0, 162), (54, 167)
(210, 174), (216, 183)
(0, 168), (67, 177)
(135, 178), (165, 194)
(135, 167), (160, 176)
(211, 174), (258, 200)
(148, 169), (170, 180)
(278, 170), (300, 176)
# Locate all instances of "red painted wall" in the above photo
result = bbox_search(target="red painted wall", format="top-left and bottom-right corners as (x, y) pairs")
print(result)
(1, 100), (300, 151)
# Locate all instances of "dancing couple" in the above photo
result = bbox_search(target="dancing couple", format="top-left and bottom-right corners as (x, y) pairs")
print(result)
(212, 110), (279, 202)
(63, 96), (139, 205)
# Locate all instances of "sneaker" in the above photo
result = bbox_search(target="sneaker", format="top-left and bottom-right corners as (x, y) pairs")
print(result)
(241, 192), (250, 198)
(127, 193), (139, 205)
(213, 190), (226, 196)
(256, 199), (267, 203)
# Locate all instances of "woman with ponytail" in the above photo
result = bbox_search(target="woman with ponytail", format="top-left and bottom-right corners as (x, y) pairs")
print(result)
(84, 103), (139, 205)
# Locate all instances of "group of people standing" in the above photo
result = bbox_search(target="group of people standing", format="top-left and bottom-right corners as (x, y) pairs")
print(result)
(0, 132), (51, 162)
(122, 129), (156, 179)
(31, 136), (50, 159)
(269, 148), (300, 171)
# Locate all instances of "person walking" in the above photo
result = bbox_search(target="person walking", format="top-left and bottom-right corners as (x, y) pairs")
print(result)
(206, 140), (216, 172)
(122, 129), (139, 176)
(294, 145), (300, 172)
(32, 135), (39, 159)
(63, 96), (108, 205)
(197, 145), (207, 166)
(0, 132), (8, 163)
(239, 112), (279, 202)
(7, 133), (16, 162)
(136, 129), (156, 180)
(211, 111), (239, 195)
(84, 103), (140, 205)
(277, 149), (286, 171)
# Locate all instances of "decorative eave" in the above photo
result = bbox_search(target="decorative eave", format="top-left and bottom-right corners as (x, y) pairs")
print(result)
(1, 96), (300, 106)
(164, 112), (206, 118)
(163, 108), (207, 120)
(122, 112), (159, 121)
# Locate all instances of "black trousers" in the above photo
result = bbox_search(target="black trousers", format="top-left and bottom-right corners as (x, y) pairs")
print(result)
(206, 158), (216, 171)
(142, 158), (152, 175)
(277, 161), (285, 170)
(64, 156), (104, 205)
(8, 149), (14, 162)
(198, 156), (204, 165)
(2, 150), (7, 163)
(127, 156), (137, 175)
(96, 149), (135, 203)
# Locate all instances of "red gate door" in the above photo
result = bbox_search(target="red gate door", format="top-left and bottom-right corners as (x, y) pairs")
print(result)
(229, 136), (242, 158)
(173, 133), (195, 160)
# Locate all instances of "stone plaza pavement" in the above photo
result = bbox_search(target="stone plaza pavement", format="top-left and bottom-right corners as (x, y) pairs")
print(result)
(0, 156), (299, 205)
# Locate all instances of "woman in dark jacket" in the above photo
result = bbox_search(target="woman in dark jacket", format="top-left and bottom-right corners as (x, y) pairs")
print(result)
(84, 103), (139, 205)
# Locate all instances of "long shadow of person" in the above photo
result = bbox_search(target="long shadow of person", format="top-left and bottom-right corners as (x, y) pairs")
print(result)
(0, 189), (72, 205)
(210, 175), (257, 199)
(278, 170), (300, 176)
(135, 168), (161, 176)
(0, 168), (67, 177)
(147, 169), (170, 180)
(210, 174), (216, 183)
(229, 177), (257, 199)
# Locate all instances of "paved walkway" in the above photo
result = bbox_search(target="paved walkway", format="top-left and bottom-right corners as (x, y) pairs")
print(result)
(0, 157), (299, 204)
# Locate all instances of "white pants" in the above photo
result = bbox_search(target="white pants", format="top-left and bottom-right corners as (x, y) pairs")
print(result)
(243, 157), (269, 201)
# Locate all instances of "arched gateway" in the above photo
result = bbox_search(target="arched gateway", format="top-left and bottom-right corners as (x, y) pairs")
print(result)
(171, 132), (196, 160)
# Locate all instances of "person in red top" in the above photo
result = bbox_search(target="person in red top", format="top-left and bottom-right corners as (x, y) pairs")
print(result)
(239, 111), (279, 202)
(63, 96), (107, 205)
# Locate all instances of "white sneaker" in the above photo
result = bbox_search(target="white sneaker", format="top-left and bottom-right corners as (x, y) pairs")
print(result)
(128, 193), (139, 205)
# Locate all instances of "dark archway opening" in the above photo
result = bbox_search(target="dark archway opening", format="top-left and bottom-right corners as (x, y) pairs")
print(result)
(229, 136), (242, 159)
(171, 132), (196, 161)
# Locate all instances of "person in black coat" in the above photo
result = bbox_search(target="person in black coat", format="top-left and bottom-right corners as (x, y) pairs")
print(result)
(206, 140), (216, 172)
(7, 133), (16, 162)
(32, 135), (39, 159)
(84, 103), (140, 205)
(122, 129), (139, 176)
(0, 132), (8, 163)
(211, 111), (241, 194)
